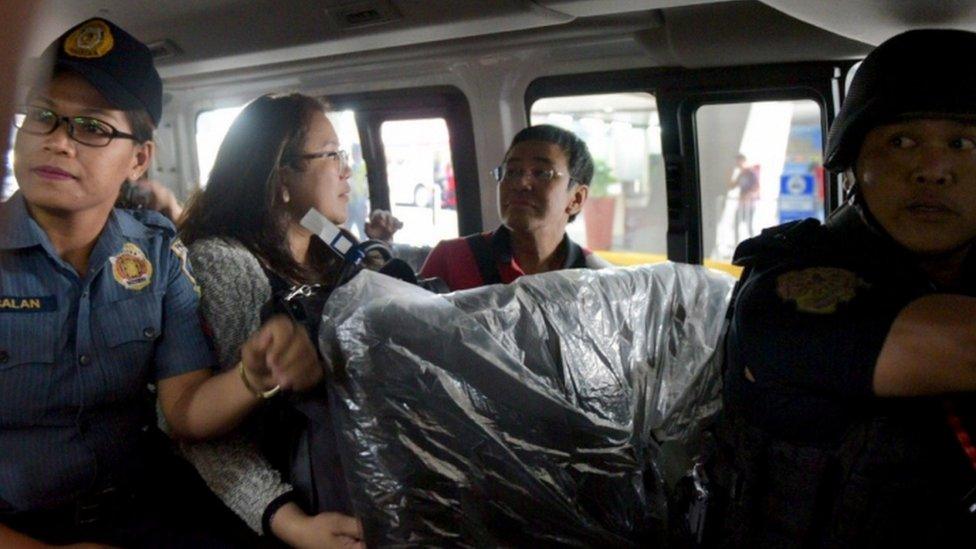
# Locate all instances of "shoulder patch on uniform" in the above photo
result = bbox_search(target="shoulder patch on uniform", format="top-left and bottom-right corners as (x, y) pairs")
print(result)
(170, 238), (200, 295)
(775, 267), (867, 314)
(130, 209), (177, 235)
(110, 242), (153, 291)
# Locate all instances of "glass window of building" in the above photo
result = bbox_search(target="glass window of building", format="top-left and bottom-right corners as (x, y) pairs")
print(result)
(530, 92), (667, 265)
(697, 99), (824, 263)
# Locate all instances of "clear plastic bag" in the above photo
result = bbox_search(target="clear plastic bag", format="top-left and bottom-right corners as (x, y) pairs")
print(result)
(320, 262), (735, 546)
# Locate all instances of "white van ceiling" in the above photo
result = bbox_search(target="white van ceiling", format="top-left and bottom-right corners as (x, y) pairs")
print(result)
(762, 0), (976, 46)
(24, 0), (976, 81)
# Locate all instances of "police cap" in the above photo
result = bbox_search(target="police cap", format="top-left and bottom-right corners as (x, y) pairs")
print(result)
(37, 18), (162, 125)
(824, 28), (976, 172)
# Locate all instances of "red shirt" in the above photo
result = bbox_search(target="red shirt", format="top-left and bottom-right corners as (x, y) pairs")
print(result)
(419, 226), (604, 291)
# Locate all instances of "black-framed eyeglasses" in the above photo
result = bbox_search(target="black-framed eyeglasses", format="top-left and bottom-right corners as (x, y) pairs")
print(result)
(14, 105), (140, 147)
(287, 149), (349, 168)
(491, 165), (569, 185)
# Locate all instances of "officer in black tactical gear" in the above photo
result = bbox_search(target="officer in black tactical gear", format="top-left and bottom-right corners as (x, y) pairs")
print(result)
(714, 29), (976, 547)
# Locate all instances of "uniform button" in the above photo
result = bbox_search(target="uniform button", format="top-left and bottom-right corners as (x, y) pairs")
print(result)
(0, 350), (8, 364)
(78, 354), (91, 366)
(143, 327), (156, 339)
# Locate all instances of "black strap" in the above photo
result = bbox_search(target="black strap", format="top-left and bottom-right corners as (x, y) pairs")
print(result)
(465, 234), (502, 285)
(261, 266), (292, 296)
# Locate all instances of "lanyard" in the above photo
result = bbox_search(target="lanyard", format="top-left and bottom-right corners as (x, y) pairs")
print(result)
(944, 401), (976, 473)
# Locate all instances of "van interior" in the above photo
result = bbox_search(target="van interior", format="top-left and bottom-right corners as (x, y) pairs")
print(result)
(7, 1), (968, 266)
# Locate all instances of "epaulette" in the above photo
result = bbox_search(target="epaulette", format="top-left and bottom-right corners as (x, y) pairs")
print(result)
(126, 208), (177, 237)
(731, 218), (825, 268)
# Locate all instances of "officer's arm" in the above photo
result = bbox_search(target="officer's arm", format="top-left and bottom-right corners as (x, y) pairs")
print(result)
(158, 315), (323, 441)
(0, 524), (110, 548)
(0, 524), (44, 548)
(873, 294), (976, 396)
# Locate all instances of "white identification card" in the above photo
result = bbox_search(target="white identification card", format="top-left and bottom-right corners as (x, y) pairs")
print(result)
(300, 209), (355, 255)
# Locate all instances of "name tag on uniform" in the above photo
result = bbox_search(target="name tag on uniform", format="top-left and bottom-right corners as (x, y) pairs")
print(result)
(0, 295), (57, 312)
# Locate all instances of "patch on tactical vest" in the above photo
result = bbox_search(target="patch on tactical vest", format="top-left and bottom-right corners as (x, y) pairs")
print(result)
(110, 242), (153, 291)
(776, 267), (866, 314)
(63, 19), (114, 59)
(170, 238), (199, 295)
(0, 295), (56, 313)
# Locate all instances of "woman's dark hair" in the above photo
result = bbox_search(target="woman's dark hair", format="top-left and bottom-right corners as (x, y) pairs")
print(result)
(508, 124), (594, 222)
(180, 93), (335, 283)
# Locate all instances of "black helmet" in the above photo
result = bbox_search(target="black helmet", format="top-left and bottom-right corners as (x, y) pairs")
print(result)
(824, 29), (976, 172)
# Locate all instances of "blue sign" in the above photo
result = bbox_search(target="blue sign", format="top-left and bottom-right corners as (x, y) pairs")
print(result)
(779, 173), (817, 223)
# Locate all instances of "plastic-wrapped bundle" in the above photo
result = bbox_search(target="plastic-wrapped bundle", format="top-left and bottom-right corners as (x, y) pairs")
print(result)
(319, 262), (735, 546)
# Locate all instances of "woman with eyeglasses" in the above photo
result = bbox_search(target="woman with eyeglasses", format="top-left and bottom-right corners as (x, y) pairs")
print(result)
(179, 93), (365, 548)
(420, 124), (609, 291)
(0, 19), (321, 547)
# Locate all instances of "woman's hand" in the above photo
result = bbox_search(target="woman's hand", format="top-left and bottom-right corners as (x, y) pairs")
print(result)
(160, 315), (324, 439)
(271, 503), (365, 549)
(132, 179), (184, 222)
(241, 315), (324, 394)
(364, 209), (403, 243)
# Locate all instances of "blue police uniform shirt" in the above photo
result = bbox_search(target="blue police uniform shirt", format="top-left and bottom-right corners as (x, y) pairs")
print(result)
(0, 193), (215, 511)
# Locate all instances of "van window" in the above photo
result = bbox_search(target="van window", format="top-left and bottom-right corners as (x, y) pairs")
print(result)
(2, 135), (15, 201)
(697, 99), (824, 262)
(328, 109), (371, 239)
(195, 105), (245, 187)
(530, 92), (667, 262)
(380, 118), (458, 246)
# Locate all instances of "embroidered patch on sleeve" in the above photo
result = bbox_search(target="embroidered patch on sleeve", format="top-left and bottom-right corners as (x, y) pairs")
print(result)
(170, 238), (200, 295)
(775, 267), (867, 314)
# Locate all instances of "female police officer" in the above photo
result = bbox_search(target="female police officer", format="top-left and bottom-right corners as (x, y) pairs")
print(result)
(0, 19), (322, 547)
(715, 29), (976, 547)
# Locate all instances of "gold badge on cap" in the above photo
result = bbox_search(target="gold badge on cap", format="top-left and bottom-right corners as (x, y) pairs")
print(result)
(63, 19), (114, 59)
(111, 242), (153, 291)
(776, 267), (867, 314)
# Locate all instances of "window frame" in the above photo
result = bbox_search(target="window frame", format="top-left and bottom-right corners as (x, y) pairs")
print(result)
(328, 85), (482, 237)
(525, 61), (857, 264)
(190, 85), (482, 240)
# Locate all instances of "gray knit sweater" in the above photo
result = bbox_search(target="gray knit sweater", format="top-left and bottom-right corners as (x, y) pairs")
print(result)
(181, 237), (291, 533)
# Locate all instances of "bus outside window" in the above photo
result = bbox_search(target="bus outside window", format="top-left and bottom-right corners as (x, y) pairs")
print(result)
(380, 118), (458, 246)
(530, 92), (668, 264)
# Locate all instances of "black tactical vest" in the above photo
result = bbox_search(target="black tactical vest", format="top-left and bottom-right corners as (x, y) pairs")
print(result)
(699, 209), (976, 548)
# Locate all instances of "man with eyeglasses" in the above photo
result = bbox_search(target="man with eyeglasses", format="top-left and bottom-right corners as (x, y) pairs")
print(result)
(420, 124), (609, 290)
